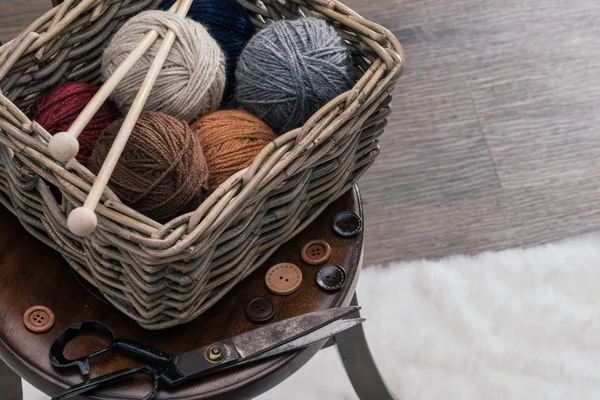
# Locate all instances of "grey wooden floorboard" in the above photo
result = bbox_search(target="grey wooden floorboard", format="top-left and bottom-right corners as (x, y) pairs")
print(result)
(0, 0), (49, 43)
(342, 0), (600, 265)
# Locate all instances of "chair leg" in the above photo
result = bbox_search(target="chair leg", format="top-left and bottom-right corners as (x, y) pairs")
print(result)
(0, 358), (23, 400)
(335, 294), (399, 400)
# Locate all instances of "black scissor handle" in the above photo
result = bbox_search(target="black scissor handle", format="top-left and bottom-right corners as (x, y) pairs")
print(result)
(49, 321), (115, 375)
(51, 366), (160, 400)
(114, 338), (175, 367)
(50, 321), (175, 375)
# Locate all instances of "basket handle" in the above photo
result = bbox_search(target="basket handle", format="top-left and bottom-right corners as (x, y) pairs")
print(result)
(64, 0), (195, 237)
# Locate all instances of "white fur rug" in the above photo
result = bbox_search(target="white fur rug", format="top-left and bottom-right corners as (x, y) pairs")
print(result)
(24, 234), (600, 399)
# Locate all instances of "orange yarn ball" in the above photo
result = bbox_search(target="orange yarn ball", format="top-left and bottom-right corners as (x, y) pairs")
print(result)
(191, 110), (276, 192)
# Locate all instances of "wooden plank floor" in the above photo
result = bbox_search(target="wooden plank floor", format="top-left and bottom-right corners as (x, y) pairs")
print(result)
(0, 0), (49, 43)
(343, 0), (600, 265)
(2, 0), (600, 270)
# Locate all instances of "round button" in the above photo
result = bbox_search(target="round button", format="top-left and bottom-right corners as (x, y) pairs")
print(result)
(333, 211), (362, 237)
(316, 264), (347, 292)
(23, 306), (55, 333)
(301, 240), (332, 266)
(265, 263), (303, 295)
(245, 297), (276, 324)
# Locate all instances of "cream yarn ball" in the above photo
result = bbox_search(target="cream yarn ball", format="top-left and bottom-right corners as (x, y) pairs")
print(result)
(102, 11), (226, 123)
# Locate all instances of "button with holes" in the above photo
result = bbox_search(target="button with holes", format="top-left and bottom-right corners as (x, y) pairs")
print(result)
(265, 263), (303, 295)
(245, 297), (276, 324)
(316, 264), (346, 292)
(332, 211), (362, 237)
(301, 240), (332, 266)
(23, 305), (55, 333)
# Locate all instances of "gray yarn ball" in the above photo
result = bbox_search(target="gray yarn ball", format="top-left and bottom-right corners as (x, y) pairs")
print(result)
(102, 11), (226, 123)
(235, 18), (355, 134)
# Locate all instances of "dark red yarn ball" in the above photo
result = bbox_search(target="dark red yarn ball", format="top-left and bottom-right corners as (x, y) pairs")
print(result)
(30, 81), (119, 165)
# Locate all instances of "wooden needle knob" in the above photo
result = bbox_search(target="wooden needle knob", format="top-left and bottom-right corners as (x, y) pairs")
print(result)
(67, 207), (97, 237)
(48, 132), (79, 162)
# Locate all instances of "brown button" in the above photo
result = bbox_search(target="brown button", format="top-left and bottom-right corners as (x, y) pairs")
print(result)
(265, 263), (302, 295)
(316, 264), (346, 292)
(23, 306), (55, 333)
(246, 297), (276, 324)
(333, 211), (362, 237)
(301, 240), (332, 266)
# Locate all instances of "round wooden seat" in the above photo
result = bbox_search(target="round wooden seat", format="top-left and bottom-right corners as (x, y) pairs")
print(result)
(0, 187), (366, 399)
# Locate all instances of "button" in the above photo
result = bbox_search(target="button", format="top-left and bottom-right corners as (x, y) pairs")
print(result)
(23, 306), (55, 333)
(246, 297), (276, 323)
(316, 264), (346, 292)
(301, 240), (332, 266)
(333, 211), (362, 237)
(265, 263), (302, 295)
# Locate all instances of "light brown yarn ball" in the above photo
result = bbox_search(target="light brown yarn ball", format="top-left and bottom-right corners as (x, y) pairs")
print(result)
(191, 110), (276, 192)
(102, 11), (226, 123)
(89, 112), (209, 223)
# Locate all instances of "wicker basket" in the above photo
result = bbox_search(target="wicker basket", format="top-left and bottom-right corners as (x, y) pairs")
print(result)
(0, 0), (404, 329)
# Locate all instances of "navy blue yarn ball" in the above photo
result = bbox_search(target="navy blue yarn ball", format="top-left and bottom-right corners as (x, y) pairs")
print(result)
(160, 0), (255, 101)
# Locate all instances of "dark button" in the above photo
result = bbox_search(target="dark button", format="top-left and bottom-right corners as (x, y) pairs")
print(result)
(316, 264), (347, 292)
(23, 305), (55, 333)
(246, 297), (276, 323)
(301, 240), (332, 265)
(333, 211), (362, 237)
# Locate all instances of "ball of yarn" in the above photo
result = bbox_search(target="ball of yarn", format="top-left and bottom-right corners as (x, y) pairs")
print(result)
(191, 110), (276, 191)
(159, 0), (254, 102)
(235, 18), (355, 134)
(89, 112), (209, 222)
(102, 11), (225, 123)
(29, 81), (119, 166)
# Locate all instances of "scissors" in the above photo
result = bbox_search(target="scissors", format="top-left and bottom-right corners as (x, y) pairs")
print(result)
(49, 307), (363, 399)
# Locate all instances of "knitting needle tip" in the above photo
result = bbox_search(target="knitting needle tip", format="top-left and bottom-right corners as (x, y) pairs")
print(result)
(49, 131), (79, 162)
(68, 207), (97, 237)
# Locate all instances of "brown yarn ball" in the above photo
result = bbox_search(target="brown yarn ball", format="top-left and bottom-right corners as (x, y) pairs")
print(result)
(89, 112), (209, 223)
(191, 110), (276, 192)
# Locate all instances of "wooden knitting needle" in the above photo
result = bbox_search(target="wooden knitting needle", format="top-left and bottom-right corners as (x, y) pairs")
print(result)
(67, 0), (195, 237)
(47, 0), (183, 162)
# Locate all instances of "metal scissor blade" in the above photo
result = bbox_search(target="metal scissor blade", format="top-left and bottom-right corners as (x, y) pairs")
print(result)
(236, 317), (365, 366)
(232, 306), (360, 360)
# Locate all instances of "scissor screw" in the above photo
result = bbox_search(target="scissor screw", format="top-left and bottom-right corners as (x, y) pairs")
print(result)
(205, 343), (226, 362)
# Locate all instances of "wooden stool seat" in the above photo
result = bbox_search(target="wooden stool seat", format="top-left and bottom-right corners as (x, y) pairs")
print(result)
(0, 186), (397, 399)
